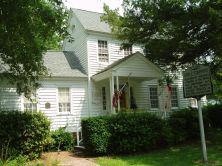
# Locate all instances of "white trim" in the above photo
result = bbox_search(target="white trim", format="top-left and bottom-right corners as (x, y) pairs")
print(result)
(171, 85), (179, 110)
(148, 85), (160, 111)
(97, 39), (109, 64)
(57, 87), (72, 115)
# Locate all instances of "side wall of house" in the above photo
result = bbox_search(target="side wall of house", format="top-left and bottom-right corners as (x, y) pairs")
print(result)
(87, 34), (143, 76)
(134, 74), (197, 111)
(0, 79), (89, 132)
(63, 11), (88, 73)
(38, 79), (88, 131)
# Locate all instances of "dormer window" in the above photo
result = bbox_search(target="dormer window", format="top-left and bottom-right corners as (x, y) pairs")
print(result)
(98, 40), (108, 62)
(124, 46), (132, 57)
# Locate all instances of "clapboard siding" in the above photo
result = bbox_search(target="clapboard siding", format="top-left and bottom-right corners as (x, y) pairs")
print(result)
(37, 80), (88, 131)
(0, 87), (21, 110)
(87, 35), (144, 76)
(63, 11), (88, 73)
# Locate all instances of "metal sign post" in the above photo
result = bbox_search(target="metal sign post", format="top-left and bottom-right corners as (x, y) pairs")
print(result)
(197, 97), (208, 163)
(183, 65), (213, 163)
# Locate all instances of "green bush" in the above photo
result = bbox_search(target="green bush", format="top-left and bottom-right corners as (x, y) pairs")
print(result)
(109, 113), (166, 154)
(82, 109), (210, 156)
(82, 116), (111, 155)
(82, 113), (166, 155)
(46, 127), (75, 151)
(0, 110), (50, 160)
(204, 104), (222, 128)
(167, 108), (209, 144)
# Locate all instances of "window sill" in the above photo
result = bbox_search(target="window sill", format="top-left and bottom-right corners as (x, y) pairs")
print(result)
(56, 112), (73, 116)
(150, 108), (159, 111)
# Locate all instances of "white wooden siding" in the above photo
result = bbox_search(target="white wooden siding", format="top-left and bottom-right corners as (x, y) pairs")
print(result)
(87, 35), (144, 76)
(90, 80), (110, 116)
(0, 87), (21, 110)
(63, 11), (88, 73)
(37, 79), (88, 132)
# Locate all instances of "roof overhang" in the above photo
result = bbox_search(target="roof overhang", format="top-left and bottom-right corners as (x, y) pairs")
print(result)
(92, 52), (164, 82)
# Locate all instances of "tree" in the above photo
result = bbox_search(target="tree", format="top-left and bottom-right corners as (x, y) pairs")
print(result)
(102, 0), (222, 72)
(0, 0), (68, 97)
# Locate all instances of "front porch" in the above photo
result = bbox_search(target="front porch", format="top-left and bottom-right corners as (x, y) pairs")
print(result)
(92, 52), (167, 114)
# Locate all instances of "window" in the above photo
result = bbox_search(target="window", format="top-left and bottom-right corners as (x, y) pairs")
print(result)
(24, 95), (37, 112)
(58, 88), (70, 112)
(171, 87), (178, 107)
(98, 40), (108, 62)
(190, 98), (197, 108)
(102, 87), (106, 110)
(149, 86), (159, 109)
(124, 46), (132, 56)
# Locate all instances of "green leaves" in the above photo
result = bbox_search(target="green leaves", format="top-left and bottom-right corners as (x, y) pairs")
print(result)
(0, 110), (51, 160)
(103, 0), (222, 72)
(0, 0), (68, 97)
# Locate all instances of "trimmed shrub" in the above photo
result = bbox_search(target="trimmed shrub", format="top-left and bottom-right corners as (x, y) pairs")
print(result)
(82, 109), (210, 156)
(82, 112), (166, 155)
(46, 127), (75, 151)
(82, 116), (111, 155)
(109, 113), (166, 154)
(166, 108), (208, 144)
(204, 104), (222, 128)
(0, 111), (50, 160)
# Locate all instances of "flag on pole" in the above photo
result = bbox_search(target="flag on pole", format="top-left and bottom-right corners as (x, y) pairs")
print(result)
(164, 84), (172, 111)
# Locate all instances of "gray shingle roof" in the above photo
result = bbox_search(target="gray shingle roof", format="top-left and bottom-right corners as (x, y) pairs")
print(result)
(44, 51), (87, 78)
(72, 8), (111, 34)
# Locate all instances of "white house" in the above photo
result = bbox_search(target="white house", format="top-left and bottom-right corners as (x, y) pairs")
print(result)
(0, 9), (199, 131)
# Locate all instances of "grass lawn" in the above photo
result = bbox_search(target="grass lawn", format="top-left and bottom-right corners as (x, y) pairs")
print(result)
(96, 129), (222, 166)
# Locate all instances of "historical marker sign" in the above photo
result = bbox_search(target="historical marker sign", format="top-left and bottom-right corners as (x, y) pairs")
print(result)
(183, 65), (213, 98)
(183, 64), (213, 163)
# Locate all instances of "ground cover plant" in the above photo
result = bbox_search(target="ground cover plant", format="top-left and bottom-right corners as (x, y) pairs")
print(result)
(96, 129), (222, 166)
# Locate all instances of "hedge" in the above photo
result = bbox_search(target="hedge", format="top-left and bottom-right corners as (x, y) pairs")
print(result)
(0, 110), (50, 160)
(166, 107), (208, 144)
(204, 104), (222, 128)
(82, 112), (166, 155)
(82, 109), (209, 155)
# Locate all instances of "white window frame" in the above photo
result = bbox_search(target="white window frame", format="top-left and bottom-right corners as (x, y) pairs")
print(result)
(124, 46), (132, 57)
(22, 91), (39, 113)
(190, 98), (197, 108)
(98, 40), (109, 63)
(171, 86), (179, 109)
(149, 86), (159, 110)
(57, 88), (71, 114)
(102, 86), (107, 111)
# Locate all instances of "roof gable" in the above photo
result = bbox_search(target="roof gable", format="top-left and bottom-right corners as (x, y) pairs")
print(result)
(72, 8), (111, 34)
(92, 52), (164, 81)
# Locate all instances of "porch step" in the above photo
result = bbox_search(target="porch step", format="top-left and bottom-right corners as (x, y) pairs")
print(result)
(74, 145), (85, 150)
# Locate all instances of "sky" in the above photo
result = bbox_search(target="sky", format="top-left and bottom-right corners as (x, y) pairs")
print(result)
(63, 0), (123, 13)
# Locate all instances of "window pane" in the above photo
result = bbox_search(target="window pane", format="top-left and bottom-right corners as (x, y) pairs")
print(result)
(150, 87), (159, 109)
(58, 88), (70, 112)
(171, 87), (178, 107)
(98, 40), (108, 62)
(24, 93), (37, 112)
(124, 46), (132, 56)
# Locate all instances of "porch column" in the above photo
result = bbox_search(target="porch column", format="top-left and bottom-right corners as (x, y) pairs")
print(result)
(128, 77), (130, 109)
(116, 75), (120, 111)
(109, 75), (115, 113)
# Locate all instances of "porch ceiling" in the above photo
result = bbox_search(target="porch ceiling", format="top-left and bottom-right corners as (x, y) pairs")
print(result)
(92, 52), (164, 82)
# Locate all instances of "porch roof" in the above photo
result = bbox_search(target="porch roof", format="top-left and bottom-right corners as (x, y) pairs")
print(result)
(92, 52), (164, 81)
